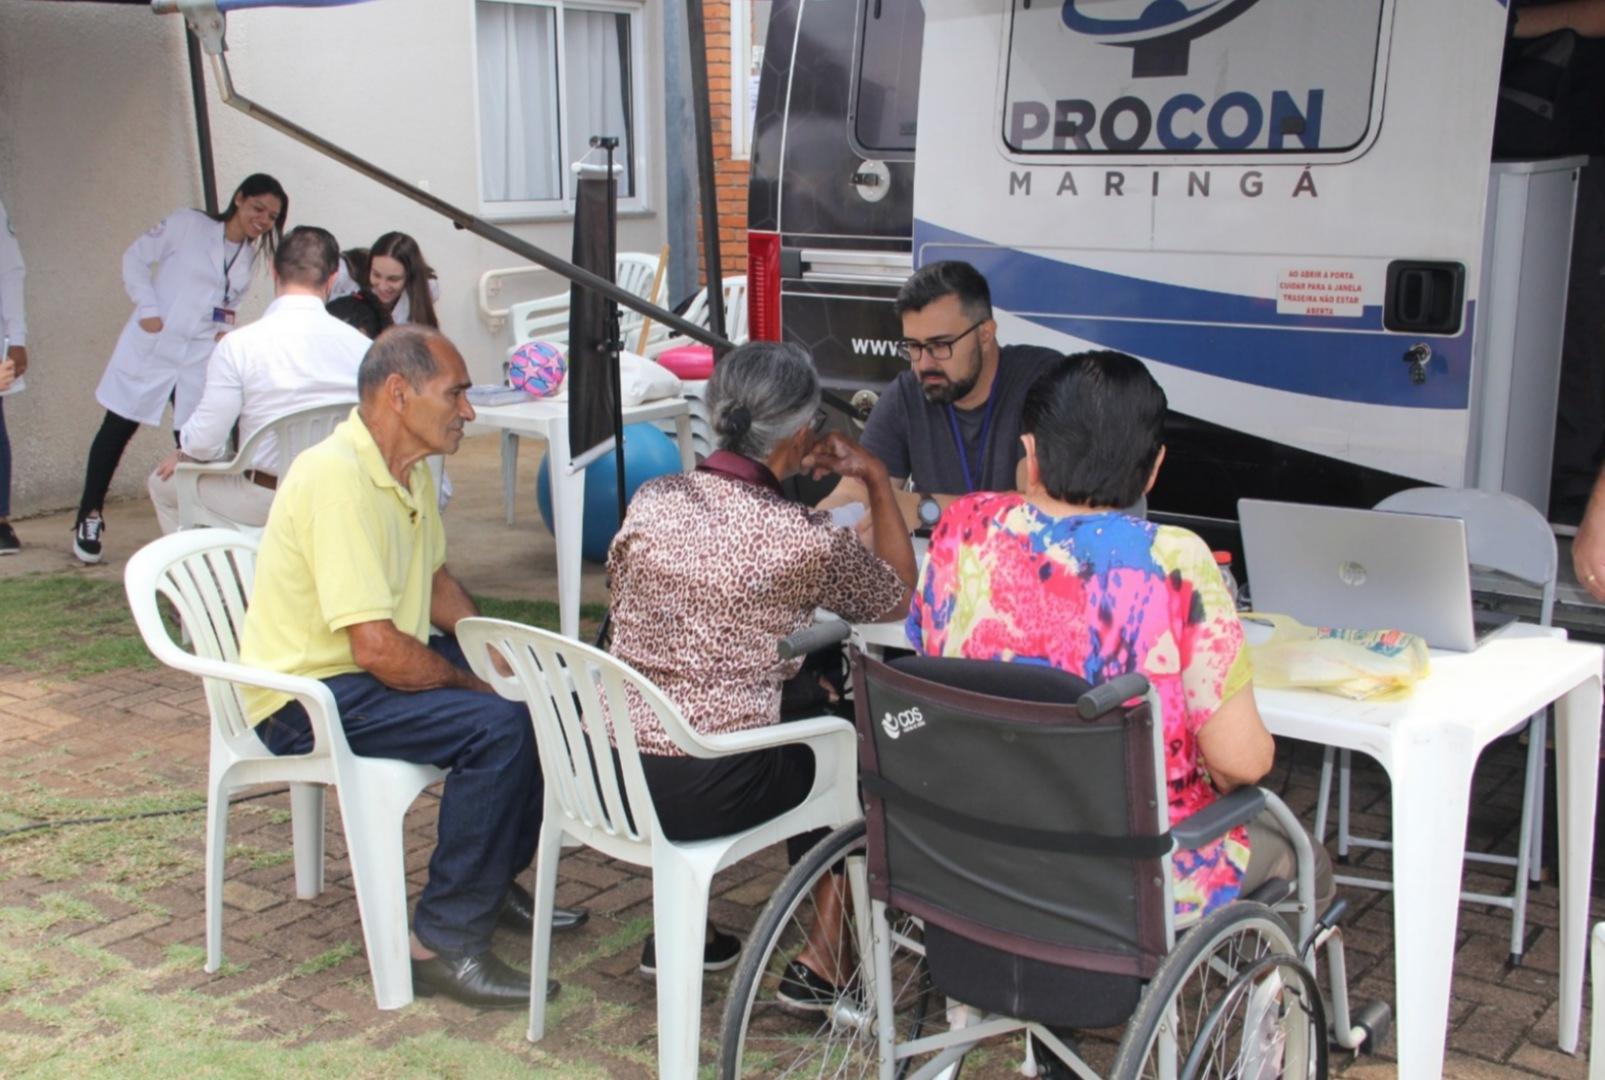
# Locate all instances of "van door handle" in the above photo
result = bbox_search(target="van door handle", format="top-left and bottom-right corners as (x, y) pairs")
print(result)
(1403, 342), (1431, 385)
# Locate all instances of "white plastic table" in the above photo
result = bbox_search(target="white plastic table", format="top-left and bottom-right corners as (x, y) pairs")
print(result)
(850, 618), (1602, 1078)
(470, 397), (695, 638)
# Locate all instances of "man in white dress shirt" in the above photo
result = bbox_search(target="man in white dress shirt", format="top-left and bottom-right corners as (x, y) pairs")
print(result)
(148, 226), (370, 534)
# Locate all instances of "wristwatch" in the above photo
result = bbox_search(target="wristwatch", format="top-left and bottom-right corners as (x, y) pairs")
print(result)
(916, 495), (942, 531)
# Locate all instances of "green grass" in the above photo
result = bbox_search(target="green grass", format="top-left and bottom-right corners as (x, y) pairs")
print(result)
(292, 940), (361, 978)
(471, 595), (608, 634)
(0, 574), (161, 676)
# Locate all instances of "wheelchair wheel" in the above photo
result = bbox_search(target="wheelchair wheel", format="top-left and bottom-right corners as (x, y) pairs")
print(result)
(719, 821), (941, 1078)
(1111, 901), (1326, 1080)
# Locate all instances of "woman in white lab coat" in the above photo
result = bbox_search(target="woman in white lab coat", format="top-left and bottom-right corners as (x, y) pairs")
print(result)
(70, 173), (286, 564)
(329, 230), (440, 328)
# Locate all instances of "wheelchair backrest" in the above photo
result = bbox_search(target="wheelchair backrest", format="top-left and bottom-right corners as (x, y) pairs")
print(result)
(854, 653), (1171, 983)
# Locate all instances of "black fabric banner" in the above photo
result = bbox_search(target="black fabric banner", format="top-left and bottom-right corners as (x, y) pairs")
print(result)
(567, 174), (619, 462)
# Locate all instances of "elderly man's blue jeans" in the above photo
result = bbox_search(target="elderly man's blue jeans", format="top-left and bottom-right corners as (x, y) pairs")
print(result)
(258, 635), (540, 959)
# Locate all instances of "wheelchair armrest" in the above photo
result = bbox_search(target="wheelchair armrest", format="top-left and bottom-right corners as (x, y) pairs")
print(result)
(1076, 672), (1152, 719)
(1170, 786), (1266, 851)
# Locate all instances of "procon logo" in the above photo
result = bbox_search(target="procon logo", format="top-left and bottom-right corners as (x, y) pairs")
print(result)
(1061, 0), (1263, 78)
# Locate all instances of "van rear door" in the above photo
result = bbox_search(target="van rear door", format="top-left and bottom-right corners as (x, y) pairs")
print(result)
(749, 0), (923, 392)
(912, 0), (1507, 519)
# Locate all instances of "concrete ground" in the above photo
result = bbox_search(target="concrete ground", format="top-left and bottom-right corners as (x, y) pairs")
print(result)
(2, 432), (1604, 1076)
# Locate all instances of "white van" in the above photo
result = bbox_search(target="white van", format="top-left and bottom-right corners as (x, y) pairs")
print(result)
(748, 0), (1580, 529)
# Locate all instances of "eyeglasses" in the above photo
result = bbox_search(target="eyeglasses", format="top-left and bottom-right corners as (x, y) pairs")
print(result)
(896, 319), (987, 363)
(808, 408), (829, 435)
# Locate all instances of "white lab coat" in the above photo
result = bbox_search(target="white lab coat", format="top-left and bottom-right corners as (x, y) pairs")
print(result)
(0, 198), (26, 351)
(95, 208), (262, 428)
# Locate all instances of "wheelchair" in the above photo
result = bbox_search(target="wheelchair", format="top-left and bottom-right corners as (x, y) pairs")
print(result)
(719, 652), (1391, 1079)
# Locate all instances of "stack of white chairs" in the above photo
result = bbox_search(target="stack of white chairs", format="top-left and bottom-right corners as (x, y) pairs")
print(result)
(499, 252), (666, 524)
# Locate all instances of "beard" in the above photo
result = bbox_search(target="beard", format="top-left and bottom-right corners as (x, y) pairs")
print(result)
(918, 341), (983, 405)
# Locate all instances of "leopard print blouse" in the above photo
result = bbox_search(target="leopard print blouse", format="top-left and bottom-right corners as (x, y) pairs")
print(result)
(607, 467), (905, 756)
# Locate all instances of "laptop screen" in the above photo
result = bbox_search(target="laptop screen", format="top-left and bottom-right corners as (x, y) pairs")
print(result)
(1238, 499), (1477, 651)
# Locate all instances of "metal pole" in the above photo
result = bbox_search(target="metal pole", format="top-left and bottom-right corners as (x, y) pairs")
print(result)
(205, 53), (730, 351)
(185, 27), (219, 215)
(597, 137), (629, 565)
(683, 0), (727, 343)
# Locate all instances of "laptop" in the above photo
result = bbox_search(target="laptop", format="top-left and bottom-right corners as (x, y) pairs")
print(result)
(1237, 498), (1513, 652)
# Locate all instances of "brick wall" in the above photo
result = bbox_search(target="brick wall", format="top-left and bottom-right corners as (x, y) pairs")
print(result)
(698, 0), (751, 283)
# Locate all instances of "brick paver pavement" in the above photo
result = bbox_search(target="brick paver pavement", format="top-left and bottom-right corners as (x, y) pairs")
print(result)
(1, 662), (1602, 1077)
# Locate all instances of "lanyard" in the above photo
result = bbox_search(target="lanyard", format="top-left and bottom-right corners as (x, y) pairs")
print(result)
(945, 395), (995, 494)
(221, 240), (246, 306)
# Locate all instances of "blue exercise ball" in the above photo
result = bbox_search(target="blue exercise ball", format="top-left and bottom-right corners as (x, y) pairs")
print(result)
(537, 423), (683, 563)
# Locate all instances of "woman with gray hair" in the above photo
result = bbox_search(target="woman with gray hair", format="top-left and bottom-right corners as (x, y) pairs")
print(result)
(606, 340), (915, 991)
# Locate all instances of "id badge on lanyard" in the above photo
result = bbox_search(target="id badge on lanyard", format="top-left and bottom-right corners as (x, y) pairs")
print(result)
(215, 239), (245, 328)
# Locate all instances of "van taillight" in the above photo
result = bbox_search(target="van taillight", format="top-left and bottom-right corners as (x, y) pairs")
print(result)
(748, 231), (782, 341)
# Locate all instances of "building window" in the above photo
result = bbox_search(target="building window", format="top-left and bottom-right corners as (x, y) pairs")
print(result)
(730, 0), (771, 161)
(475, 0), (646, 215)
(855, 0), (922, 155)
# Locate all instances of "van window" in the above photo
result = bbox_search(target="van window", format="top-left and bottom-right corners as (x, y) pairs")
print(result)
(1003, 0), (1386, 155)
(855, 0), (925, 153)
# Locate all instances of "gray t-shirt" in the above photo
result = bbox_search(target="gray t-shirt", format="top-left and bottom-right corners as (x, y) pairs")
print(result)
(860, 344), (1061, 494)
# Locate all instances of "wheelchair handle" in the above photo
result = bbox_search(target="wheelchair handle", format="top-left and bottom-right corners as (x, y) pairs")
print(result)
(777, 620), (852, 661)
(1076, 672), (1152, 719)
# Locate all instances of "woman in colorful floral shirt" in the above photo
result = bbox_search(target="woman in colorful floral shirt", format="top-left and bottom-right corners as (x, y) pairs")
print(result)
(908, 350), (1332, 926)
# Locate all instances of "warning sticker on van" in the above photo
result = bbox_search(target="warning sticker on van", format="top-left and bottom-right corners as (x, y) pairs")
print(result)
(1275, 268), (1367, 319)
(1003, 0), (1385, 155)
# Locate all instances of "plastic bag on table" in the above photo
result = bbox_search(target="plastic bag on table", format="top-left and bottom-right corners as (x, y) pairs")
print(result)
(1242, 613), (1430, 701)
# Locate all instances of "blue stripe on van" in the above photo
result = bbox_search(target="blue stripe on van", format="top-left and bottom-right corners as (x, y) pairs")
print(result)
(915, 220), (1472, 410)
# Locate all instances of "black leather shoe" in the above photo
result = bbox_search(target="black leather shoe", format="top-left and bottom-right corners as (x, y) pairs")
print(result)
(498, 881), (590, 934)
(411, 950), (559, 1009)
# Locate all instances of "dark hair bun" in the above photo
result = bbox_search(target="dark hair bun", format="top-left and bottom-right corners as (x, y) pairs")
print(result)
(717, 403), (753, 439)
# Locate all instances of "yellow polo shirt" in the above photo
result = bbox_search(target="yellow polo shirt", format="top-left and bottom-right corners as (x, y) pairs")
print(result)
(240, 409), (445, 723)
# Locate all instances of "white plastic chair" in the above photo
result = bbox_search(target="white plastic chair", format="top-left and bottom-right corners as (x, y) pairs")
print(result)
(644, 274), (749, 357)
(503, 251), (663, 354)
(1312, 486), (1557, 963)
(175, 401), (352, 534)
(499, 253), (665, 525)
(455, 616), (860, 1079)
(124, 529), (446, 1010)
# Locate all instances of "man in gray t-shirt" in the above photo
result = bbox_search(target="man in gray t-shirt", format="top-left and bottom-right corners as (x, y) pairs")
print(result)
(818, 260), (1060, 530)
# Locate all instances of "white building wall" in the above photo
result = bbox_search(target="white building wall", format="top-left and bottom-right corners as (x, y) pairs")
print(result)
(0, 0), (670, 517)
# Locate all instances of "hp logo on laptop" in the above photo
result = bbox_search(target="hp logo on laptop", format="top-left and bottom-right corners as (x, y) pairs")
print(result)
(1338, 561), (1369, 588)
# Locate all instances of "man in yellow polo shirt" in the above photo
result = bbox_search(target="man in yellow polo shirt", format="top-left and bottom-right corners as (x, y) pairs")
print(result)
(242, 325), (584, 1010)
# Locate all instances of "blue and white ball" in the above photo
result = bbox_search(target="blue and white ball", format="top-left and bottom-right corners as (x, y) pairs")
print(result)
(508, 340), (568, 398)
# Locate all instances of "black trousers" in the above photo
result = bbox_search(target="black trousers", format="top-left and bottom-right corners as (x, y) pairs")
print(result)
(77, 401), (184, 523)
(638, 740), (824, 865)
(77, 410), (142, 523)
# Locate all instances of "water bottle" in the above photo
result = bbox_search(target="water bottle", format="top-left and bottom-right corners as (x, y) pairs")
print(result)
(1213, 551), (1243, 610)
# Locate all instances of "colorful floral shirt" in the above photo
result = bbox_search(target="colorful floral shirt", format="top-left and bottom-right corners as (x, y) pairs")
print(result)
(908, 493), (1255, 926)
